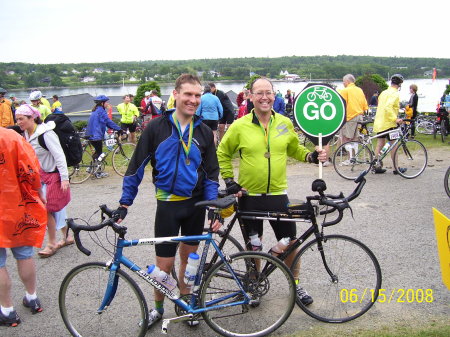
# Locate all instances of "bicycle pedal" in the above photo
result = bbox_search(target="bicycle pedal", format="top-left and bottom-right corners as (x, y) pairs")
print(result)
(161, 314), (193, 334)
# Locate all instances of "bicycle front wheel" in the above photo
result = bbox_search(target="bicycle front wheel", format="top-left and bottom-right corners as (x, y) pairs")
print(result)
(200, 251), (295, 337)
(445, 166), (450, 198)
(291, 235), (382, 323)
(393, 140), (428, 179)
(69, 143), (95, 184)
(59, 262), (149, 337)
(441, 119), (447, 142)
(333, 141), (373, 180)
(112, 142), (136, 176)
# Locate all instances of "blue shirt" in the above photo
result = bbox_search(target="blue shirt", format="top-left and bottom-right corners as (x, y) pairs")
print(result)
(273, 96), (286, 115)
(196, 93), (223, 121)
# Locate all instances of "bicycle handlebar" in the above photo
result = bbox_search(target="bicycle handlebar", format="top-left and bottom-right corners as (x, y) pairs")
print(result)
(66, 205), (127, 256)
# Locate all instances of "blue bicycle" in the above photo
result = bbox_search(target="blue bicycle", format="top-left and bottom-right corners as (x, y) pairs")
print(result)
(58, 200), (296, 337)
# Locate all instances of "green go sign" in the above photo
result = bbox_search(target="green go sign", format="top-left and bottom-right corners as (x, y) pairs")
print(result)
(294, 84), (346, 141)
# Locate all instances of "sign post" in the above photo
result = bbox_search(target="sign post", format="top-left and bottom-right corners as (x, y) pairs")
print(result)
(293, 84), (346, 178)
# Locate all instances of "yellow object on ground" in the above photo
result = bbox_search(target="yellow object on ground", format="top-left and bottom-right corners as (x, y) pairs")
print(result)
(432, 208), (450, 290)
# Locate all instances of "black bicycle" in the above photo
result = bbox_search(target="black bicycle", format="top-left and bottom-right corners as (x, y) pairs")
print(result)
(445, 166), (450, 198)
(183, 170), (381, 323)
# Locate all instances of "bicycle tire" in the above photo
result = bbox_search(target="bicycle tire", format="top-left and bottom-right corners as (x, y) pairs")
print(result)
(69, 143), (95, 184)
(199, 251), (295, 337)
(433, 123), (437, 139)
(59, 262), (149, 337)
(171, 228), (244, 282)
(393, 139), (428, 179)
(440, 119), (447, 142)
(112, 142), (136, 176)
(291, 235), (382, 323)
(445, 166), (450, 198)
(333, 141), (373, 180)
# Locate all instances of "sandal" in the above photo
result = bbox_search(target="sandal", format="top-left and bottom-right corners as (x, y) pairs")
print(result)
(38, 245), (58, 258)
(56, 238), (75, 249)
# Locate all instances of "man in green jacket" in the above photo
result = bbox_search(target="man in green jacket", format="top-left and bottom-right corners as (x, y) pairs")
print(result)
(117, 94), (140, 144)
(217, 77), (327, 306)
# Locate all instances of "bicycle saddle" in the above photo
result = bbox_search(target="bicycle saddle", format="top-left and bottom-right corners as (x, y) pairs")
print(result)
(195, 195), (236, 209)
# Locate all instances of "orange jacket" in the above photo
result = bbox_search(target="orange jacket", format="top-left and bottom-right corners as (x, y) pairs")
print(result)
(0, 98), (14, 127)
(0, 128), (47, 248)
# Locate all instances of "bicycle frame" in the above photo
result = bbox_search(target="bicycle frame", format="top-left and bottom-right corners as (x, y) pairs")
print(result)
(98, 232), (252, 316)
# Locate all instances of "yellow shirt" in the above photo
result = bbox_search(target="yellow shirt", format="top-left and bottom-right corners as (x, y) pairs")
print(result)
(373, 87), (400, 132)
(33, 104), (51, 120)
(40, 97), (51, 109)
(51, 100), (62, 111)
(167, 94), (175, 109)
(117, 102), (139, 124)
(338, 83), (368, 121)
(0, 98), (13, 127)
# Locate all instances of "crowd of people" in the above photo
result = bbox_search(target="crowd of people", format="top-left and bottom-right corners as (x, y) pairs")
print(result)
(0, 72), (425, 329)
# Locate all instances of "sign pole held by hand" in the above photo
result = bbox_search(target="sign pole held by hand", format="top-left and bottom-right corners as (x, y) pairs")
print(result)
(318, 133), (322, 179)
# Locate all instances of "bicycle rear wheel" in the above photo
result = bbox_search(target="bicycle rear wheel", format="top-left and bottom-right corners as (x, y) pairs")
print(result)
(440, 119), (447, 142)
(333, 141), (373, 180)
(69, 143), (95, 184)
(59, 262), (148, 337)
(393, 140), (428, 179)
(112, 142), (136, 176)
(200, 251), (295, 337)
(291, 235), (382, 323)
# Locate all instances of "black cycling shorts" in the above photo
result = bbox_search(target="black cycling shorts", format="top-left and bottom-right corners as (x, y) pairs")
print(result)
(202, 119), (218, 131)
(219, 110), (235, 125)
(121, 122), (137, 133)
(238, 194), (296, 241)
(154, 197), (205, 257)
(377, 127), (397, 140)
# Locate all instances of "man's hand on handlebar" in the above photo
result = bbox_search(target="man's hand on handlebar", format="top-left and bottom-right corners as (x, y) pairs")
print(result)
(224, 178), (243, 196)
(112, 205), (128, 223)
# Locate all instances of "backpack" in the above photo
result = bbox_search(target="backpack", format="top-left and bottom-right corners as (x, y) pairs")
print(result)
(38, 113), (83, 167)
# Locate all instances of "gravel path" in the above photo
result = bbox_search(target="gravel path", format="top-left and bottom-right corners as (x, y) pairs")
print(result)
(3, 147), (449, 336)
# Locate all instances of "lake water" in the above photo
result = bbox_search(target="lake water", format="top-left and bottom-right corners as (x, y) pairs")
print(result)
(10, 78), (449, 112)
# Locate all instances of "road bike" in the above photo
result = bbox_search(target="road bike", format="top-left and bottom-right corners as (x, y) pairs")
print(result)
(176, 171), (381, 323)
(59, 205), (296, 337)
(69, 132), (136, 184)
(433, 108), (449, 143)
(307, 87), (332, 101)
(333, 119), (428, 180)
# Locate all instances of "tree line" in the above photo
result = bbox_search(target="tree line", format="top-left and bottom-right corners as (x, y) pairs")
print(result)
(1, 55), (449, 90)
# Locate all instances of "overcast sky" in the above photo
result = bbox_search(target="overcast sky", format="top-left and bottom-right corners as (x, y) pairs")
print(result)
(0, 0), (447, 64)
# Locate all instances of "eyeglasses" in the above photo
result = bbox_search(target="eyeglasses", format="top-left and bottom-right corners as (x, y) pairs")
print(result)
(252, 91), (275, 98)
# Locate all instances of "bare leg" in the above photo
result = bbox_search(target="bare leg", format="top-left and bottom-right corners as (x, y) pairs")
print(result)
(177, 243), (199, 296)
(17, 258), (36, 295)
(218, 124), (226, 142)
(0, 267), (13, 307)
(39, 213), (57, 255)
(154, 256), (176, 302)
(129, 132), (136, 144)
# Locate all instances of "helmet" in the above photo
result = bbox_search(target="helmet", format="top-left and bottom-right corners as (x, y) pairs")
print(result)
(29, 90), (43, 101)
(390, 74), (404, 85)
(144, 91), (150, 96)
(94, 95), (109, 103)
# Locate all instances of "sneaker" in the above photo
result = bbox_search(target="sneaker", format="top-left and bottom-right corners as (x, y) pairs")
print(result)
(393, 167), (407, 175)
(373, 166), (386, 174)
(341, 159), (352, 166)
(0, 310), (21, 327)
(23, 296), (43, 314)
(147, 309), (162, 329)
(296, 285), (313, 306)
(322, 160), (331, 167)
(95, 172), (109, 179)
(184, 318), (200, 327)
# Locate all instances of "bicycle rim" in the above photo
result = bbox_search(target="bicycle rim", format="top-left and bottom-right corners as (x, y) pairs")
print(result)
(112, 142), (136, 176)
(171, 229), (244, 282)
(393, 140), (428, 179)
(441, 120), (447, 142)
(59, 262), (148, 337)
(200, 252), (295, 337)
(69, 144), (95, 184)
(445, 167), (450, 198)
(333, 141), (373, 180)
(291, 235), (382, 323)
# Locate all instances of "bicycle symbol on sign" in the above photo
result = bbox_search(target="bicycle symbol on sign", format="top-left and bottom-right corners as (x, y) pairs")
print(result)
(307, 87), (333, 102)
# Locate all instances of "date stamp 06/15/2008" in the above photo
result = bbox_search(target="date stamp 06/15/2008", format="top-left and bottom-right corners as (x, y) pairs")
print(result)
(339, 288), (434, 304)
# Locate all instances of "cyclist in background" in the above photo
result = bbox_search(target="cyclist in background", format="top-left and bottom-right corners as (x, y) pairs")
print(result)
(373, 74), (404, 174)
(217, 77), (327, 307)
(112, 74), (221, 329)
(86, 95), (122, 178)
(117, 94), (140, 144)
(29, 91), (51, 121)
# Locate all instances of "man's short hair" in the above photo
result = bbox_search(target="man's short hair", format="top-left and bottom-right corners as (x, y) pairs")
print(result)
(122, 94), (131, 99)
(175, 74), (202, 91)
(151, 90), (158, 96)
(249, 77), (273, 92)
(208, 82), (216, 89)
(53, 95), (58, 99)
(343, 74), (355, 83)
